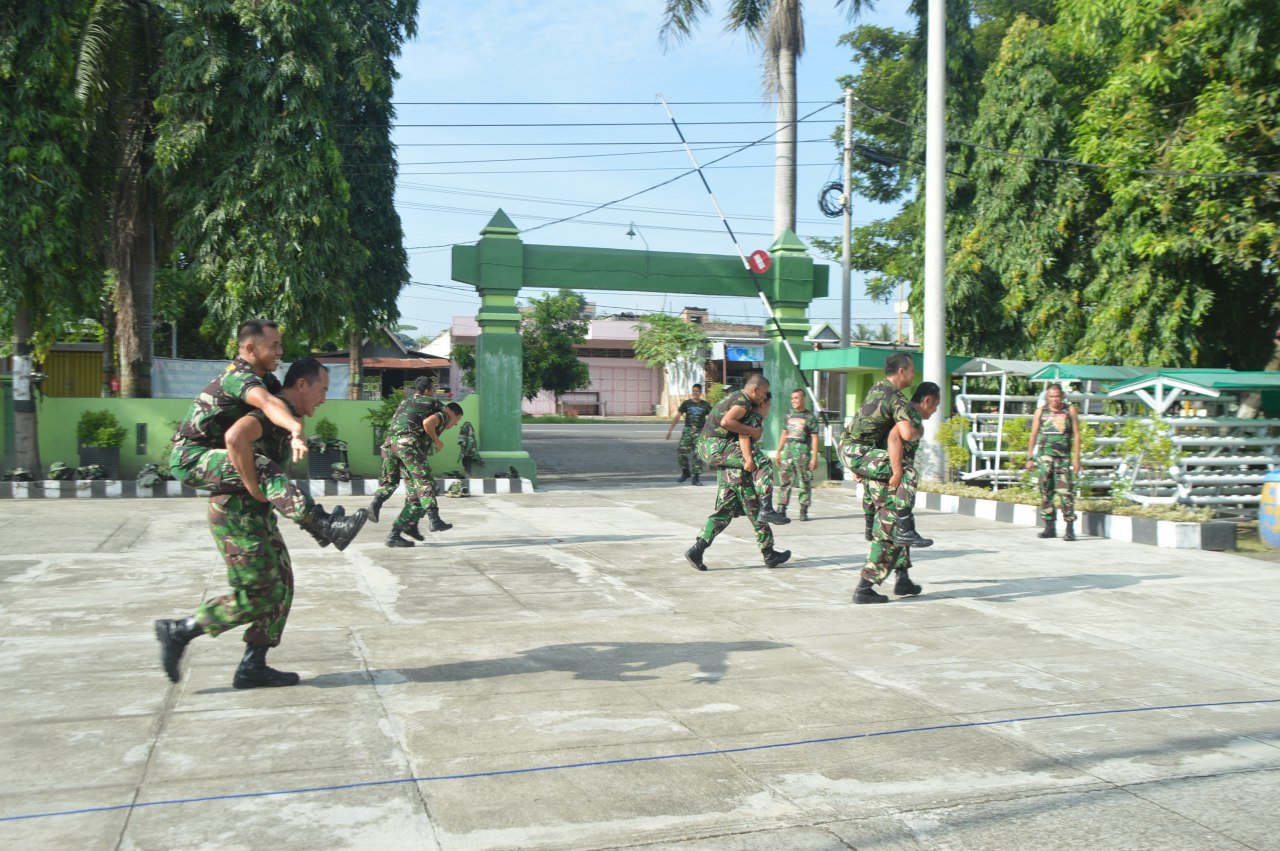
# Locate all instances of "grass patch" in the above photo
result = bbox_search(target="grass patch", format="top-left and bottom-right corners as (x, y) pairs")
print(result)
(920, 481), (1213, 523)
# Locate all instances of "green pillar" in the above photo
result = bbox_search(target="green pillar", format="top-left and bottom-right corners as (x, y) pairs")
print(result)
(762, 230), (815, 451)
(466, 211), (537, 483)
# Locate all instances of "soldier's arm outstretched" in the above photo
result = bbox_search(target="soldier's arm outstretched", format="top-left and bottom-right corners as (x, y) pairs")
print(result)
(244, 385), (307, 462)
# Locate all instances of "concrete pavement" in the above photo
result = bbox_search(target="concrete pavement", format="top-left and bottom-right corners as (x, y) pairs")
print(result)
(1, 479), (1278, 850)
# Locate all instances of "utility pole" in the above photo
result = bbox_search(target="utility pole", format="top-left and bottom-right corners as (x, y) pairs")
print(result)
(839, 87), (854, 425)
(921, 0), (948, 479)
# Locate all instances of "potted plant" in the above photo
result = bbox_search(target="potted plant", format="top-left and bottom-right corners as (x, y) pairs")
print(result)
(77, 409), (127, 479)
(306, 417), (347, 480)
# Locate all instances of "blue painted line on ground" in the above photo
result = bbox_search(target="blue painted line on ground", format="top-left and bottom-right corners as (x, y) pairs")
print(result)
(3, 696), (1276, 823)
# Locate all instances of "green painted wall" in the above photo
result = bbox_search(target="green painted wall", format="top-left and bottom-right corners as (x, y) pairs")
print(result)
(27, 395), (483, 480)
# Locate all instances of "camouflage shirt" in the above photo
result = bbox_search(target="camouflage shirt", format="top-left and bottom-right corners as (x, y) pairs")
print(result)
(841, 380), (912, 447)
(677, 398), (713, 431)
(172, 357), (281, 449)
(385, 395), (445, 445)
(899, 405), (923, 466)
(702, 390), (757, 440)
(248, 396), (302, 466)
(1036, 405), (1075, 458)
(783, 409), (819, 443)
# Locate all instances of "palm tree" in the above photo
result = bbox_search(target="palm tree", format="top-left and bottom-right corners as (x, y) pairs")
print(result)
(659, 0), (875, 237)
(76, 0), (168, 397)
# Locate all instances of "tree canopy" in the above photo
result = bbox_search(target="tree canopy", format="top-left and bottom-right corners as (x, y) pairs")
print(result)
(520, 290), (591, 403)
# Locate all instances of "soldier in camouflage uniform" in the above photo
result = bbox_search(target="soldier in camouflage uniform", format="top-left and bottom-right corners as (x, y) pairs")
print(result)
(666, 383), (713, 485)
(458, 420), (480, 477)
(686, 394), (791, 570)
(837, 353), (933, 551)
(368, 377), (434, 525)
(775, 389), (820, 521)
(376, 390), (465, 548)
(1024, 382), (1081, 541)
(855, 383), (940, 603)
(167, 320), (365, 550)
(693, 374), (789, 525)
(154, 357), (337, 688)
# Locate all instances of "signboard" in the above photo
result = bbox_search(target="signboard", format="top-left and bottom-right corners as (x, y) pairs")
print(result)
(748, 249), (771, 274)
(725, 345), (764, 363)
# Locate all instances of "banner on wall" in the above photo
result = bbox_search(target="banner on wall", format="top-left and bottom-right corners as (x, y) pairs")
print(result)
(152, 358), (351, 400)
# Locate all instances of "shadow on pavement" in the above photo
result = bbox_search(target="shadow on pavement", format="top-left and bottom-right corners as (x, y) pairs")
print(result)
(303, 640), (790, 688)
(930, 573), (1182, 602)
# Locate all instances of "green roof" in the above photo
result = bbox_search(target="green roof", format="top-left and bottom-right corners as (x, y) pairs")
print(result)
(1106, 369), (1280, 396)
(799, 346), (970, 374)
(1028, 364), (1150, 382)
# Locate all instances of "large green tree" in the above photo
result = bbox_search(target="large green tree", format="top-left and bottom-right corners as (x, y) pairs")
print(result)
(1, 0), (99, 468)
(521, 290), (591, 405)
(633, 313), (709, 405)
(659, 0), (875, 237)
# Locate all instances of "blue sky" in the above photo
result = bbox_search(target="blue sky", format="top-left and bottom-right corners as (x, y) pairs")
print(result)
(390, 0), (917, 343)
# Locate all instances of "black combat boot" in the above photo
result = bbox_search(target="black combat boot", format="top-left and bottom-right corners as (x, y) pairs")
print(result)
(758, 497), (791, 525)
(853, 578), (890, 604)
(894, 569), (922, 596)
(691, 472), (703, 486)
(232, 645), (300, 689)
(864, 512), (875, 542)
(426, 506), (453, 532)
(386, 524), (415, 547)
(302, 505), (368, 551)
(762, 547), (791, 568)
(307, 504), (344, 547)
(678, 468), (691, 483)
(404, 520), (425, 542)
(1063, 521), (1076, 542)
(892, 510), (933, 548)
(154, 616), (204, 683)
(799, 504), (809, 522)
(685, 538), (710, 571)
(368, 494), (386, 524)
(1038, 519), (1057, 539)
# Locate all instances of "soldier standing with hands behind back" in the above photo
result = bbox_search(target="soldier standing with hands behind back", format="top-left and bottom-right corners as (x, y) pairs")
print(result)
(775, 388), (820, 521)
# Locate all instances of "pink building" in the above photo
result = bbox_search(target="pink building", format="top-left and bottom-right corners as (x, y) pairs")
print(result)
(443, 315), (663, 417)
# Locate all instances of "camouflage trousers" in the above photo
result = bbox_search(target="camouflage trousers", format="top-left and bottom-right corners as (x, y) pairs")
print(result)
(837, 441), (916, 512)
(698, 467), (773, 552)
(676, 427), (703, 475)
(1035, 454), (1076, 522)
(776, 442), (812, 507)
(372, 442), (402, 502)
(195, 493), (293, 647)
(383, 439), (439, 527)
(861, 478), (911, 585)
(170, 445), (312, 525)
(695, 433), (776, 504)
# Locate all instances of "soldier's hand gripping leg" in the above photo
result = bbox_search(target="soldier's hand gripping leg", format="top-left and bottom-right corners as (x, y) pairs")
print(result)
(232, 644), (300, 689)
(154, 617), (204, 683)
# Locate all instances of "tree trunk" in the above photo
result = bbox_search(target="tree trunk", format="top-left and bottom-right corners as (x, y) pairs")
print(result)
(101, 302), (116, 397)
(773, 45), (798, 238)
(348, 329), (362, 400)
(1237, 342), (1280, 418)
(117, 217), (155, 397)
(12, 302), (40, 471)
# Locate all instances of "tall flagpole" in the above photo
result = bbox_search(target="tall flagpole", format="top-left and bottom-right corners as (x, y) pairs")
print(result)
(921, 0), (948, 479)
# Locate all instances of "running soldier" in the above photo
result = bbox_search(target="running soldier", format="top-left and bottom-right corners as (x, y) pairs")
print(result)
(855, 383), (940, 603)
(154, 357), (332, 688)
(1024, 382), (1081, 541)
(694, 373), (788, 525)
(168, 319), (366, 550)
(686, 393), (790, 570)
(775, 388), (820, 521)
(368, 377), (436, 524)
(837, 353), (933, 549)
(377, 390), (464, 548)
(666, 383), (713, 485)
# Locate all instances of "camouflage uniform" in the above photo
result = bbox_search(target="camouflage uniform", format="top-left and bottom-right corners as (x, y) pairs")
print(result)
(695, 407), (774, 553)
(860, 406), (922, 584)
(777, 408), (819, 508)
(1033, 406), (1076, 523)
(377, 396), (446, 529)
(168, 357), (312, 524)
(457, 421), (480, 476)
(675, 398), (712, 475)
(194, 402), (301, 647)
(837, 380), (917, 515)
(694, 390), (777, 500)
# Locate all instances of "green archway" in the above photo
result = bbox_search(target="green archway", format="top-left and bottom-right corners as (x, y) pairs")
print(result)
(451, 210), (829, 483)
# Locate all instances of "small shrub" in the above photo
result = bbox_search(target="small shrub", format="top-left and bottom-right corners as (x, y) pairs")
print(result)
(76, 410), (126, 449)
(313, 418), (339, 442)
